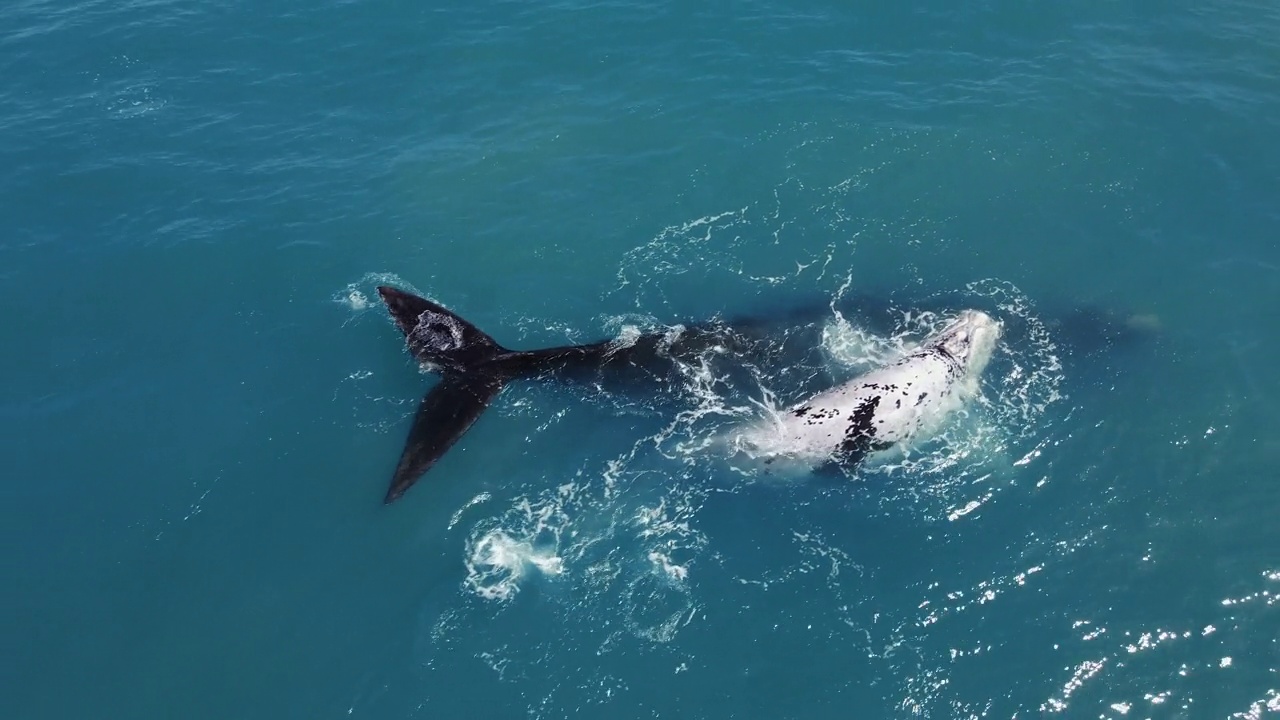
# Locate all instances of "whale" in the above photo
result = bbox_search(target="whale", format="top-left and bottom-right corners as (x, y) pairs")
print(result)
(732, 309), (1001, 468)
(375, 286), (758, 503)
(373, 286), (1002, 503)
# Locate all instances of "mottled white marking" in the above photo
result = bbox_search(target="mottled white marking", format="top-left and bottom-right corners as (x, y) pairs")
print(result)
(739, 310), (1002, 465)
(412, 310), (465, 353)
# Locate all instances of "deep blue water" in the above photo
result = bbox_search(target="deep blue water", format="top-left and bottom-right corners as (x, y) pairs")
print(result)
(4, 1), (1280, 718)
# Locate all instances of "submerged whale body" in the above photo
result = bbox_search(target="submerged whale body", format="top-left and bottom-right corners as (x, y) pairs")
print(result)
(373, 286), (1001, 503)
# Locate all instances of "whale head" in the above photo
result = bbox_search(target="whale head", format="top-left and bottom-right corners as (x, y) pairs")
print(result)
(926, 309), (1002, 377)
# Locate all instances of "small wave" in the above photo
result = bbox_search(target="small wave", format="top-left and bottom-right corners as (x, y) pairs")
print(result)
(106, 84), (165, 119)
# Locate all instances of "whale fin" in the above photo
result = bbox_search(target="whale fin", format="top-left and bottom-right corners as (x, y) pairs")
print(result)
(377, 286), (503, 369)
(384, 373), (504, 504)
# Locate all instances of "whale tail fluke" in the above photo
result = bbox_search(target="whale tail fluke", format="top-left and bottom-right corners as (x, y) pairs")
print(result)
(375, 286), (617, 504)
(383, 372), (504, 503)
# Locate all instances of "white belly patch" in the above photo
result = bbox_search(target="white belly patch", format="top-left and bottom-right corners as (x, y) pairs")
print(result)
(738, 349), (966, 465)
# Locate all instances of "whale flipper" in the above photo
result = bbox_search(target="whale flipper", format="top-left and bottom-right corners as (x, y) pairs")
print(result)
(385, 373), (504, 504)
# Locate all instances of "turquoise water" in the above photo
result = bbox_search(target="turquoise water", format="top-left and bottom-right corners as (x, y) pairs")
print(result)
(4, 0), (1280, 717)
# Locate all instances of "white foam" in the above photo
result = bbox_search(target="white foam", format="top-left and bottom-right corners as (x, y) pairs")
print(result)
(648, 551), (689, 582)
(821, 313), (904, 370)
(332, 272), (422, 315)
(464, 530), (563, 602)
(345, 290), (369, 310)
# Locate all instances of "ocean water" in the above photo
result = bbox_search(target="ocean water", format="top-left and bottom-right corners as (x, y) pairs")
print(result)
(4, 0), (1280, 717)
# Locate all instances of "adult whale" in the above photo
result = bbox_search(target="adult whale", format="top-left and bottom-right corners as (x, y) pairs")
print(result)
(374, 286), (1000, 503)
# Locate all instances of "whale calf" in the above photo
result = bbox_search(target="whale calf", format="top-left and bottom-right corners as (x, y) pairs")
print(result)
(734, 309), (1001, 468)
(373, 286), (1001, 503)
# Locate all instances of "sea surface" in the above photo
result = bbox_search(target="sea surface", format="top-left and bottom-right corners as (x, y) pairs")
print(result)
(4, 1), (1280, 718)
